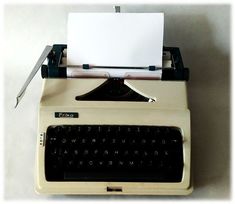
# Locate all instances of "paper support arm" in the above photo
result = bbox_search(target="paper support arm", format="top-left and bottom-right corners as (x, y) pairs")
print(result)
(15, 45), (53, 108)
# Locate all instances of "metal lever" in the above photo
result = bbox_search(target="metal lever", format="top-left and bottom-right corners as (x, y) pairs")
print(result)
(15, 45), (53, 108)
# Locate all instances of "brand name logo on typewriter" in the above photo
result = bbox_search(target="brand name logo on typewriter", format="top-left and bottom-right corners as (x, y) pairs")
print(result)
(55, 112), (79, 118)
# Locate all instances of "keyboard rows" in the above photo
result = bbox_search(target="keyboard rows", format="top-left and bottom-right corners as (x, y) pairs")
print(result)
(45, 125), (183, 182)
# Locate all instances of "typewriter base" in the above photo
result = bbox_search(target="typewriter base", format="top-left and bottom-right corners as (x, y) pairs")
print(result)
(36, 79), (192, 195)
(35, 181), (193, 195)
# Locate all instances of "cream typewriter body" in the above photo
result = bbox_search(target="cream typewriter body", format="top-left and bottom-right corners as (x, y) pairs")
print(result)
(16, 44), (192, 195)
(36, 78), (192, 195)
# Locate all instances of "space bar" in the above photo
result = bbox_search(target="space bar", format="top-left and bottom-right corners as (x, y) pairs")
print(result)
(64, 171), (171, 182)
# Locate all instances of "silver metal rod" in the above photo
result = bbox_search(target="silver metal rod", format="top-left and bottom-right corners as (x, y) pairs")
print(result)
(15, 45), (53, 108)
(59, 64), (163, 71)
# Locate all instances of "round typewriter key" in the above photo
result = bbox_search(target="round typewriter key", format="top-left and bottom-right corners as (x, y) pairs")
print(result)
(164, 150), (169, 156)
(57, 156), (63, 167)
(153, 150), (159, 157)
(63, 149), (69, 155)
(87, 126), (92, 132)
(123, 150), (129, 157)
(51, 162), (58, 170)
(83, 149), (89, 156)
(91, 138), (97, 145)
(163, 127), (170, 135)
(55, 126), (62, 134)
(171, 138), (179, 145)
(128, 160), (135, 168)
(98, 160), (104, 167)
(133, 150), (139, 157)
(118, 160), (124, 167)
(67, 160), (74, 169)
(127, 127), (132, 133)
(93, 149), (99, 157)
(61, 138), (67, 144)
(148, 160), (153, 167)
(88, 160), (94, 167)
(57, 148), (63, 156)
(107, 160), (113, 167)
(167, 164), (174, 171)
(121, 138), (126, 144)
(129, 138), (136, 145)
(97, 126), (102, 133)
(74, 149), (79, 155)
(110, 138), (117, 145)
(113, 150), (119, 157)
(81, 138), (86, 144)
(146, 126), (151, 133)
(138, 160), (144, 168)
(159, 161), (165, 169)
(103, 150), (109, 157)
(117, 126), (122, 132)
(50, 148), (57, 156)
(71, 138), (77, 144)
(48, 137), (57, 145)
(151, 139), (157, 145)
(67, 126), (72, 134)
(142, 151), (148, 157)
(76, 126), (83, 133)
(141, 139), (147, 145)
(101, 137), (107, 144)
(161, 139), (166, 145)
(107, 126), (112, 133)
(77, 160), (84, 168)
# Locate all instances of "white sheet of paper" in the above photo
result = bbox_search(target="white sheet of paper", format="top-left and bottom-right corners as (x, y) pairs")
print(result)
(67, 13), (164, 78)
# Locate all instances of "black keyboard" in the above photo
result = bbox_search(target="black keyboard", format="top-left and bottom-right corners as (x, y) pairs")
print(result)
(45, 125), (183, 182)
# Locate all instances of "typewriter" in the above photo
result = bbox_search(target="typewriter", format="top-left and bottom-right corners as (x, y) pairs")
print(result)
(14, 42), (193, 195)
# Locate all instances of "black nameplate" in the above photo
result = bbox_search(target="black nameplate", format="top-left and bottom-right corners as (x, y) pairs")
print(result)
(55, 112), (79, 118)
